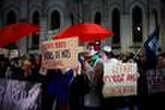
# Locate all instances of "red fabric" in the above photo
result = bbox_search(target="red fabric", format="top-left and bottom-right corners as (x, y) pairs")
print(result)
(53, 23), (113, 43)
(0, 24), (40, 47)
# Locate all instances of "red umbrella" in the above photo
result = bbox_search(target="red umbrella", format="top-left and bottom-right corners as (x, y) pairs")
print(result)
(53, 23), (113, 43)
(0, 24), (40, 47)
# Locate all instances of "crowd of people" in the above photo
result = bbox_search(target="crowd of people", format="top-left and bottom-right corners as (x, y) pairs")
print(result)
(0, 40), (165, 110)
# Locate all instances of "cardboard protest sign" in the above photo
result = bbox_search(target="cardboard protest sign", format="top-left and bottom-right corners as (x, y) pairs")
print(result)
(102, 60), (139, 97)
(9, 49), (19, 59)
(0, 48), (9, 57)
(41, 37), (79, 69)
(0, 79), (42, 110)
(76, 46), (85, 53)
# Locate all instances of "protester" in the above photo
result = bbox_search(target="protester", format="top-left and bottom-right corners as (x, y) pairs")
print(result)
(0, 55), (8, 78)
(47, 68), (74, 110)
(99, 45), (116, 110)
(30, 54), (43, 82)
(82, 42), (104, 110)
(69, 52), (90, 110)
(1, 37), (165, 110)
(5, 50), (24, 80)
(86, 42), (100, 67)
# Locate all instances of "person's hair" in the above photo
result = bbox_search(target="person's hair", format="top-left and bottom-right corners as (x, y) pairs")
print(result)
(104, 51), (114, 58)
(87, 43), (96, 50)
(87, 42), (101, 51)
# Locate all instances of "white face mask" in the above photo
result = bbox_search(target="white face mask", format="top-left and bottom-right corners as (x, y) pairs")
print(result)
(88, 49), (97, 56)
(100, 52), (108, 61)
(87, 46), (97, 56)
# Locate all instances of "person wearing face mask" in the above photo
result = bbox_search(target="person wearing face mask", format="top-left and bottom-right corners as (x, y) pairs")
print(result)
(86, 42), (100, 67)
(100, 46), (132, 110)
(5, 50), (23, 80)
(100, 46), (112, 61)
(99, 45), (119, 65)
(83, 41), (104, 110)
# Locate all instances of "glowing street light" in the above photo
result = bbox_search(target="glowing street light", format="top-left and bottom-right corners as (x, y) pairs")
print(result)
(137, 26), (141, 31)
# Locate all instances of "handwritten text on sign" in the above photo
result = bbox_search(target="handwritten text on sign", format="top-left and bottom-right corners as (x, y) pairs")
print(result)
(41, 37), (79, 69)
(0, 79), (42, 110)
(102, 60), (139, 97)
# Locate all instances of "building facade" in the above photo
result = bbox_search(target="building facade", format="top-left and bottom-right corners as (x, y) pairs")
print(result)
(0, 0), (165, 53)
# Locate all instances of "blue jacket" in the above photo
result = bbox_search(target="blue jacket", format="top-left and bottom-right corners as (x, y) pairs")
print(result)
(48, 69), (73, 104)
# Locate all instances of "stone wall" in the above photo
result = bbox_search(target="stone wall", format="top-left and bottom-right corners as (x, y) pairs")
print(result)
(0, 0), (164, 53)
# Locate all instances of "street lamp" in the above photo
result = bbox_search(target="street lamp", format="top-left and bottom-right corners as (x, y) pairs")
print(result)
(136, 26), (141, 32)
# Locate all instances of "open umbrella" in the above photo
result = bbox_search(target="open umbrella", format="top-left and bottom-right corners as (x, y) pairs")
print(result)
(0, 24), (40, 47)
(53, 23), (113, 43)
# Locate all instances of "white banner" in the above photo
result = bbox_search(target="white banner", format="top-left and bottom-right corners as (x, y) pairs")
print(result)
(0, 79), (42, 110)
(147, 69), (165, 94)
(102, 60), (139, 97)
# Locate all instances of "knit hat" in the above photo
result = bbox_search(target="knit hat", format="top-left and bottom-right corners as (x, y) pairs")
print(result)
(102, 45), (112, 53)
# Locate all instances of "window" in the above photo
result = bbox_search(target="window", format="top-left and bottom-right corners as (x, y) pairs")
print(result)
(112, 8), (120, 45)
(70, 13), (74, 25)
(5, 10), (17, 49)
(32, 11), (40, 49)
(6, 11), (16, 25)
(132, 6), (143, 43)
(50, 10), (60, 30)
(94, 12), (101, 24)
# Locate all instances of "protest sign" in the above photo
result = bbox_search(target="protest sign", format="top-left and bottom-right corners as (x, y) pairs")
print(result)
(102, 60), (139, 97)
(147, 69), (165, 94)
(41, 37), (79, 69)
(9, 49), (19, 59)
(0, 79), (42, 110)
(0, 48), (9, 57)
(76, 46), (85, 53)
